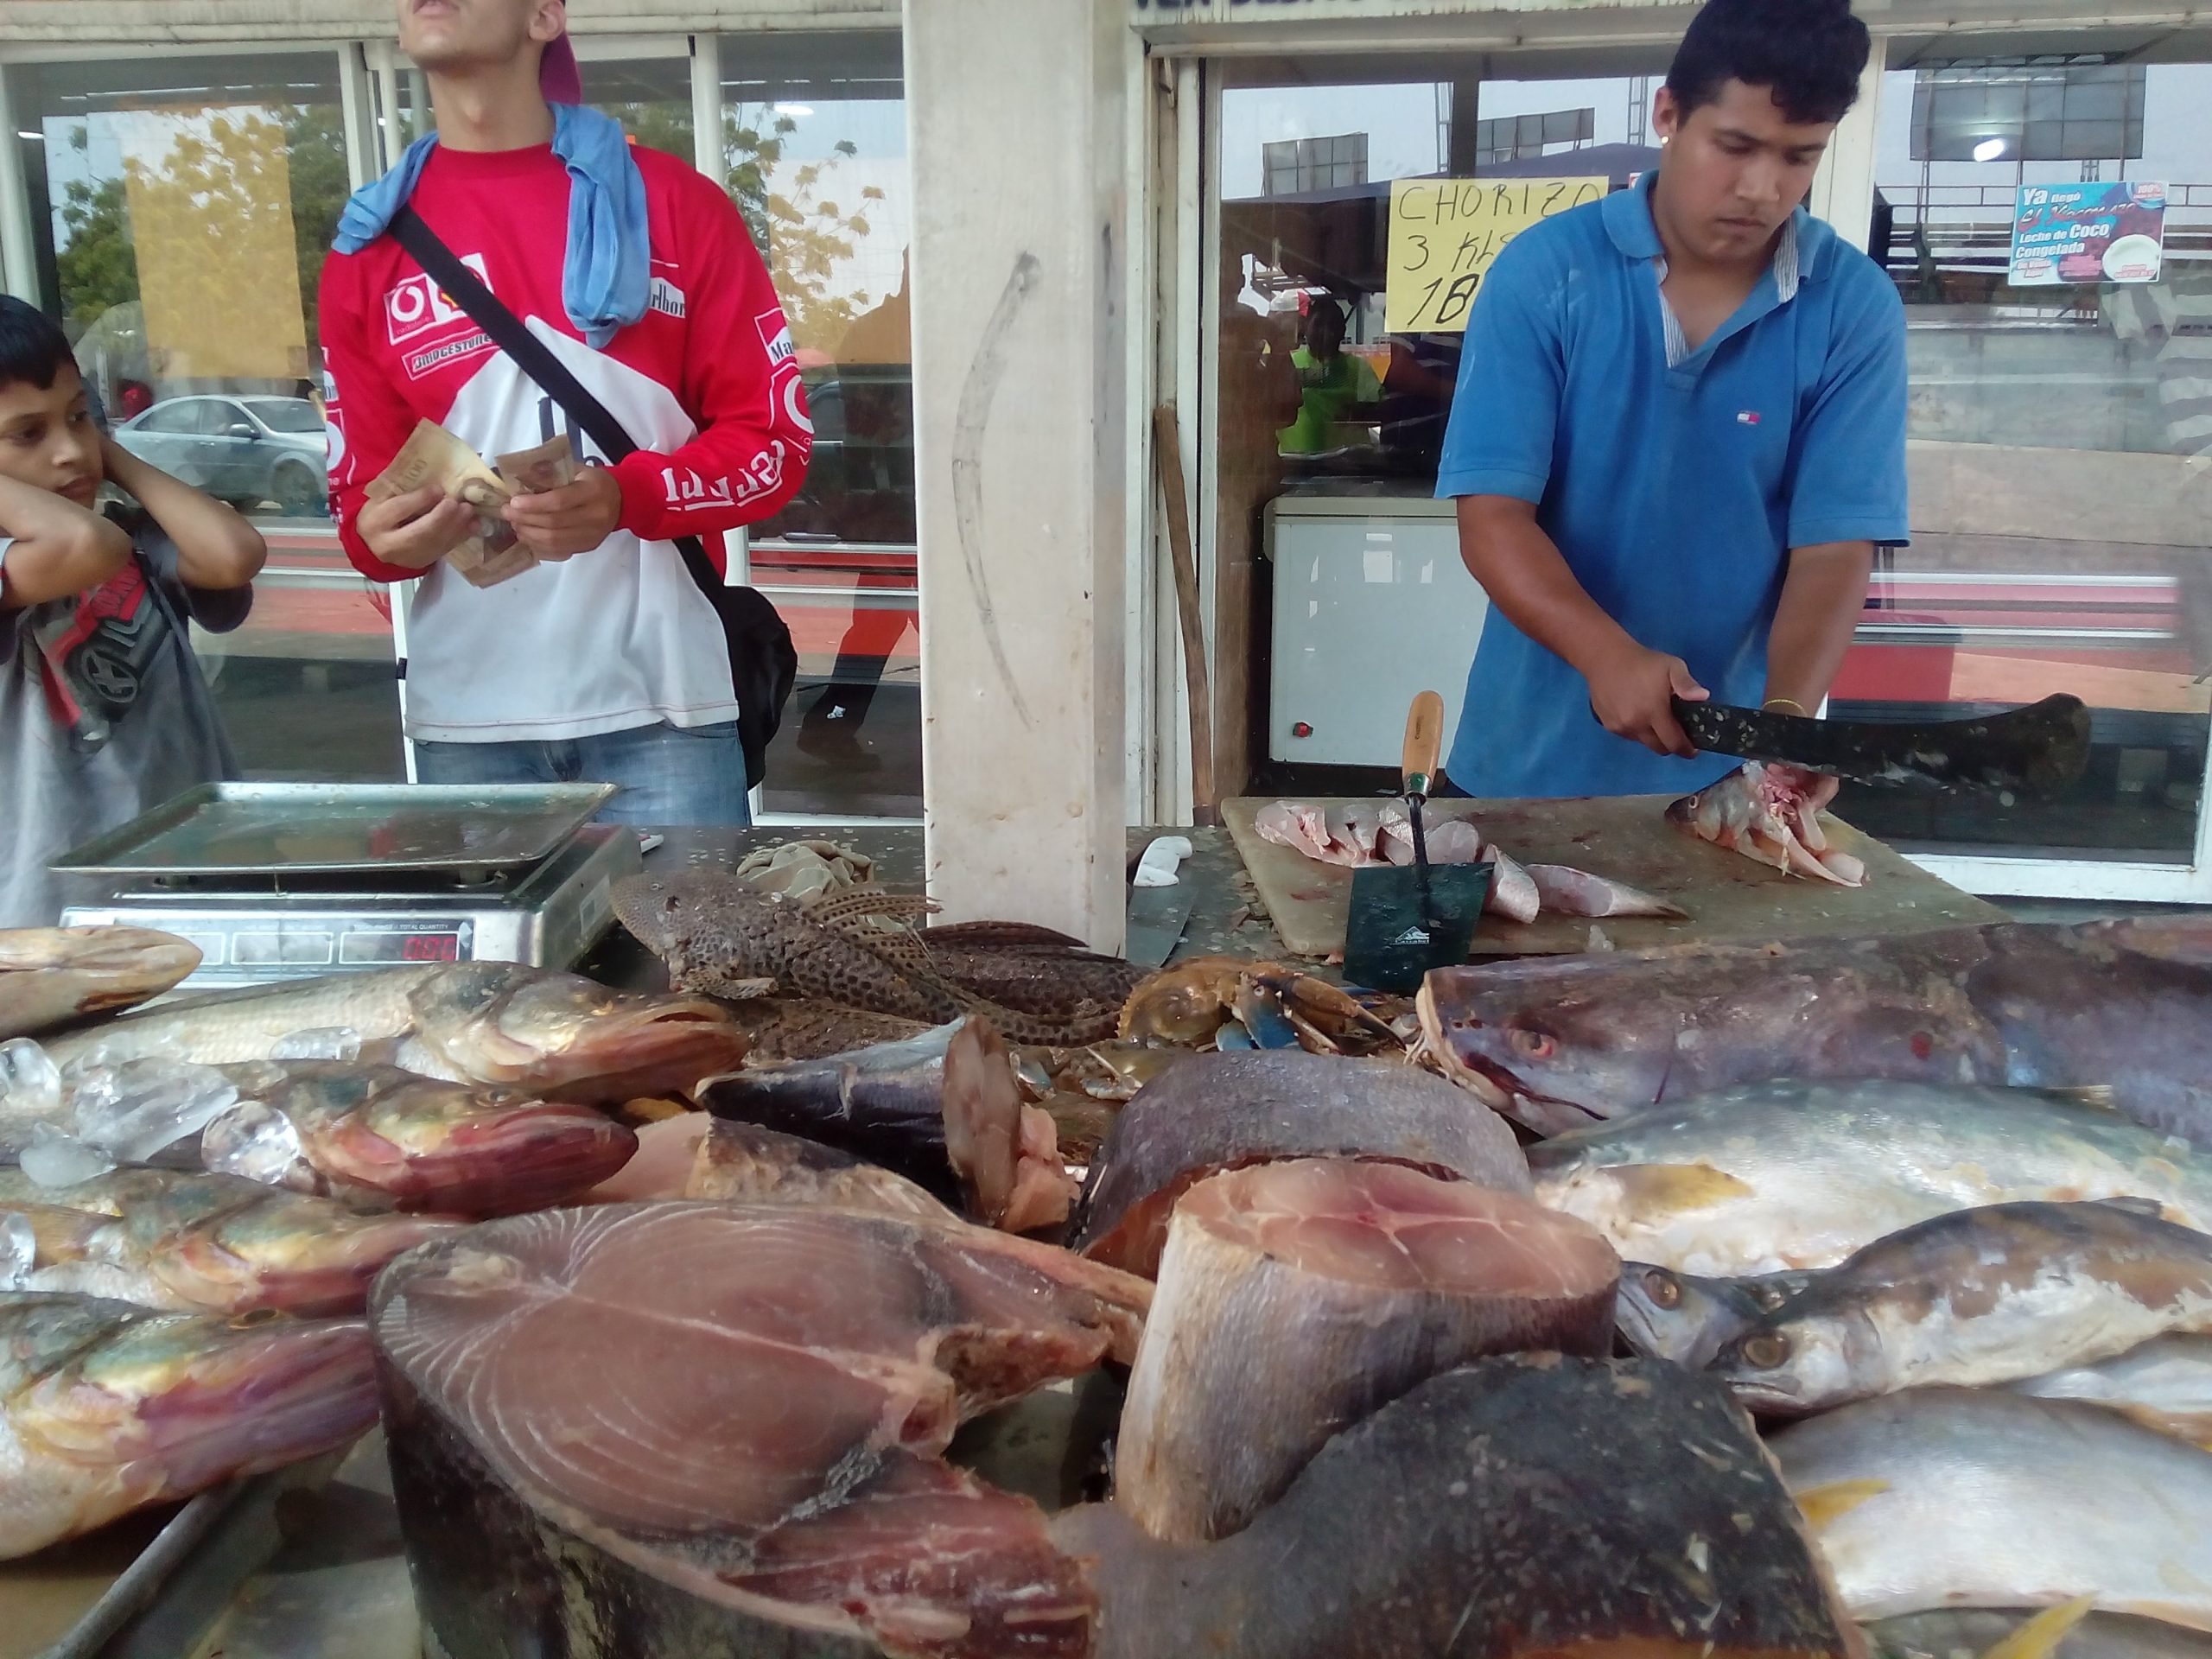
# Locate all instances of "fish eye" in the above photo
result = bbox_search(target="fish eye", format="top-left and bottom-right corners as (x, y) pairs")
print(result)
(1739, 1332), (1791, 1370)
(1509, 1028), (1556, 1060)
(1642, 1268), (1681, 1308)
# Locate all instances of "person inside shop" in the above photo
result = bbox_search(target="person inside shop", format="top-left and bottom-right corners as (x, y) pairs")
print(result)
(0, 299), (265, 927)
(1277, 297), (1385, 459)
(1434, 0), (1906, 798)
(319, 0), (812, 825)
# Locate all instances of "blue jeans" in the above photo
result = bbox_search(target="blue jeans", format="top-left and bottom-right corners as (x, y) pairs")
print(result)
(412, 720), (752, 826)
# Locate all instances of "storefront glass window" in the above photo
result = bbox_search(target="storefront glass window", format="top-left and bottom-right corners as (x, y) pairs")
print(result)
(1217, 63), (1662, 791)
(1831, 59), (2212, 865)
(9, 51), (404, 785)
(720, 34), (918, 818)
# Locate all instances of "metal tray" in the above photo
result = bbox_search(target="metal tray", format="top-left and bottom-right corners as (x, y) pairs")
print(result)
(51, 785), (617, 877)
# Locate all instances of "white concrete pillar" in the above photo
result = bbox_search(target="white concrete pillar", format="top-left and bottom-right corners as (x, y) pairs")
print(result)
(905, 0), (1130, 947)
(1808, 40), (1886, 251)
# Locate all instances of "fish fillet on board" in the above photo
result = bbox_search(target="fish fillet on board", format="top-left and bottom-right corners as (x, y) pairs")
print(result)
(374, 1201), (1151, 1659)
(1070, 1050), (1531, 1277)
(1057, 1356), (1862, 1659)
(1771, 1389), (2212, 1629)
(1114, 1160), (1618, 1543)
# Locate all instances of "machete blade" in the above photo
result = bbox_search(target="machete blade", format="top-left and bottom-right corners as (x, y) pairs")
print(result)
(1673, 693), (2092, 797)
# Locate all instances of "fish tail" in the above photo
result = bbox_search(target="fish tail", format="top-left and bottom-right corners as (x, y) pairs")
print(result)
(1794, 1478), (1890, 1533)
(1978, 1597), (2099, 1659)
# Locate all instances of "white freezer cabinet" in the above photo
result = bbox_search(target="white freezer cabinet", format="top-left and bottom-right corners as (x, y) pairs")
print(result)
(1265, 492), (1488, 768)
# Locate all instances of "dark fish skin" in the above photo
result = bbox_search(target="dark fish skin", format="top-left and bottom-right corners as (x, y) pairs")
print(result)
(1419, 917), (2212, 1140)
(613, 871), (1126, 1045)
(1069, 1050), (1532, 1277)
(1055, 1356), (1859, 1659)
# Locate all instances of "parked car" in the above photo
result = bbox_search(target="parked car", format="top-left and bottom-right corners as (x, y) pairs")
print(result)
(113, 395), (327, 516)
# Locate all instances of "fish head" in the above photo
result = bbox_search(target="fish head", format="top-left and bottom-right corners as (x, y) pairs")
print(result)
(406, 964), (750, 1103)
(10, 1303), (377, 1495)
(1707, 1312), (1866, 1414)
(267, 1066), (639, 1215)
(162, 1191), (461, 1317)
(1417, 970), (1676, 1135)
(612, 873), (801, 970)
(1614, 1262), (1764, 1367)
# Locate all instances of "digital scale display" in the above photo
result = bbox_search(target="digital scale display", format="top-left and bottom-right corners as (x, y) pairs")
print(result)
(105, 918), (474, 972)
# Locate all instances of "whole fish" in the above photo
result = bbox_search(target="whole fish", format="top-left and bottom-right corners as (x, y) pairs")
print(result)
(1419, 917), (2212, 1139)
(0, 926), (201, 1042)
(0, 1291), (378, 1560)
(1616, 1261), (1815, 1366)
(38, 963), (749, 1104)
(614, 869), (1128, 1045)
(922, 920), (1147, 1027)
(714, 996), (929, 1065)
(1770, 1389), (2212, 1628)
(1873, 1609), (2212, 1659)
(1058, 1356), (1859, 1659)
(203, 1062), (637, 1214)
(1530, 1080), (2212, 1277)
(1710, 1201), (2212, 1414)
(2009, 1334), (2212, 1443)
(0, 1166), (457, 1315)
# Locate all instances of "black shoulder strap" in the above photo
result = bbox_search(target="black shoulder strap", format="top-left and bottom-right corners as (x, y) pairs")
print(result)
(386, 204), (719, 586)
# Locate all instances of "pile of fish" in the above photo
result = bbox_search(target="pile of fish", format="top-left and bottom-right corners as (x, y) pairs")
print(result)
(1255, 798), (1688, 924)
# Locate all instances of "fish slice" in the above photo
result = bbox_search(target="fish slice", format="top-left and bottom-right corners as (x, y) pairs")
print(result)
(1343, 693), (1491, 995)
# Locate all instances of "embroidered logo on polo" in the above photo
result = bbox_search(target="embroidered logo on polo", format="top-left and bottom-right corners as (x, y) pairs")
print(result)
(1737, 410), (1763, 425)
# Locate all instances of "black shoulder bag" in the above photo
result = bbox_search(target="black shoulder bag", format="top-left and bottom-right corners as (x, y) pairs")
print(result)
(387, 205), (797, 788)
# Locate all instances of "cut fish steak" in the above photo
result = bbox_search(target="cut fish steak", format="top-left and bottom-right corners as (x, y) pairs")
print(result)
(1070, 1050), (1531, 1277)
(1115, 1159), (1618, 1542)
(374, 1201), (1153, 1659)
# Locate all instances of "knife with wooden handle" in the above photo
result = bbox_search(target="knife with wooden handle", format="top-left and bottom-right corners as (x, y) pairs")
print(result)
(1671, 692), (2092, 797)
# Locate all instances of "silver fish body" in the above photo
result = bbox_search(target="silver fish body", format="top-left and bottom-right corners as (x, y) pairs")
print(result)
(1771, 1389), (2212, 1628)
(1530, 1081), (2212, 1277)
(1712, 1201), (2212, 1413)
(1871, 1609), (2212, 1659)
(2009, 1334), (2212, 1442)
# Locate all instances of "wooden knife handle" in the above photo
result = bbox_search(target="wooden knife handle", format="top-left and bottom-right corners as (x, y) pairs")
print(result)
(1402, 690), (1445, 797)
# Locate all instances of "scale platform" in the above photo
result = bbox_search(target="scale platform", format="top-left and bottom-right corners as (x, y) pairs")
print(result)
(56, 784), (642, 988)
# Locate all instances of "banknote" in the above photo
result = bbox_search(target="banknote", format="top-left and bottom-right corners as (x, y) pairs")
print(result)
(365, 418), (532, 587)
(495, 433), (581, 495)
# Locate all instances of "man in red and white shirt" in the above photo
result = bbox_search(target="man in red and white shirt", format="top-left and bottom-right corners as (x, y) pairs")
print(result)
(320, 0), (809, 823)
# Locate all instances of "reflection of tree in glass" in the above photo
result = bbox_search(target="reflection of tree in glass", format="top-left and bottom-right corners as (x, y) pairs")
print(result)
(602, 99), (886, 354)
(54, 104), (349, 353)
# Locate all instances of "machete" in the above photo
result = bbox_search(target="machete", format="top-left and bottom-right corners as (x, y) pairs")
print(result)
(1672, 692), (2092, 797)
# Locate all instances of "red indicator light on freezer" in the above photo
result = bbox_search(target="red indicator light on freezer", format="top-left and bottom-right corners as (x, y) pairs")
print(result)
(1292, 721), (1313, 739)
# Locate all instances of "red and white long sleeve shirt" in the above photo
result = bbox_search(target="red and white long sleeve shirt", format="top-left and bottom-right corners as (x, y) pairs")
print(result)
(318, 142), (810, 743)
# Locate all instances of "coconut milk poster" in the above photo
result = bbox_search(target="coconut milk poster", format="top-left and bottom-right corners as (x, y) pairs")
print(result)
(2009, 181), (2168, 286)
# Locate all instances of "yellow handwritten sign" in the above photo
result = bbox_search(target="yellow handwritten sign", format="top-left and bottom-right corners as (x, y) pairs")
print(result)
(1385, 176), (1608, 334)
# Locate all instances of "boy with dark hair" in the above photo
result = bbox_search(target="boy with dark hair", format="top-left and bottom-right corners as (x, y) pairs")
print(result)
(1436, 0), (1904, 798)
(0, 297), (265, 925)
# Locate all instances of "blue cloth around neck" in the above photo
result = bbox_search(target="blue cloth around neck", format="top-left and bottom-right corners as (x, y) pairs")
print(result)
(333, 103), (649, 349)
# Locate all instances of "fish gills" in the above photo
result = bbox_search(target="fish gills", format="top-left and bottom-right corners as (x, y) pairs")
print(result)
(1771, 1388), (2212, 1629)
(0, 926), (202, 1042)
(0, 1291), (377, 1560)
(373, 1203), (1152, 1659)
(1056, 1355), (1860, 1659)
(1071, 1050), (1531, 1277)
(1115, 1160), (1618, 1543)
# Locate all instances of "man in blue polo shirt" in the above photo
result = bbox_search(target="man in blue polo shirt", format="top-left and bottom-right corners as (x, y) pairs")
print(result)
(1436, 0), (1905, 798)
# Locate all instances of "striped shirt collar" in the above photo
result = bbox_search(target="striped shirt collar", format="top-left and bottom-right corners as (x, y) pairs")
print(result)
(1654, 215), (1802, 369)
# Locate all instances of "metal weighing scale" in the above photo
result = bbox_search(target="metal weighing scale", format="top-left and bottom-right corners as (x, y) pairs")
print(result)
(54, 784), (642, 988)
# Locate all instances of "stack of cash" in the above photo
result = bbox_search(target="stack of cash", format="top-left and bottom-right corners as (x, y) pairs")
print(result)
(364, 422), (580, 588)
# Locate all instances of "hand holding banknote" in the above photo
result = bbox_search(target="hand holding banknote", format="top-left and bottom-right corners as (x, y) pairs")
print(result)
(363, 419), (528, 584)
(500, 435), (622, 561)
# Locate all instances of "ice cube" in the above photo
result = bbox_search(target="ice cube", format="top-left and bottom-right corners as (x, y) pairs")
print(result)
(69, 1060), (240, 1164)
(58, 1028), (186, 1090)
(269, 1027), (363, 1064)
(21, 1123), (116, 1188)
(0, 1038), (62, 1122)
(201, 1101), (315, 1191)
(0, 1211), (34, 1288)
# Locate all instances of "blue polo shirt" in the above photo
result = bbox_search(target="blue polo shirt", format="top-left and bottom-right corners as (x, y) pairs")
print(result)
(1434, 173), (1908, 798)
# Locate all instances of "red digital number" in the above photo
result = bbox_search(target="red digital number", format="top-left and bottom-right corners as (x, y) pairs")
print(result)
(402, 933), (461, 963)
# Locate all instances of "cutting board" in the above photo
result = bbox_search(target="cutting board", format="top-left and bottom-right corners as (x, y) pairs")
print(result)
(1223, 795), (2006, 960)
